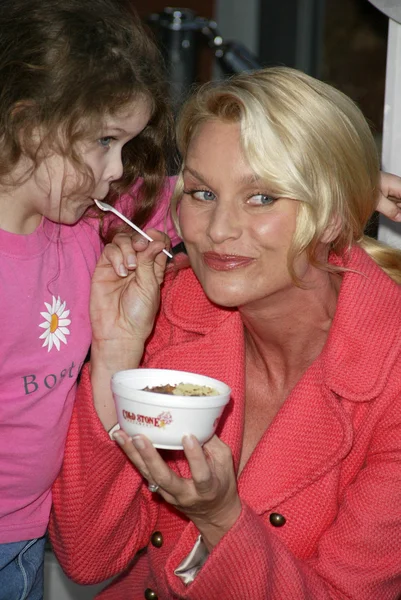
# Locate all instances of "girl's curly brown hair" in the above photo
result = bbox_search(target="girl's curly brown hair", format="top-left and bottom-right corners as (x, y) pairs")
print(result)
(0, 0), (174, 238)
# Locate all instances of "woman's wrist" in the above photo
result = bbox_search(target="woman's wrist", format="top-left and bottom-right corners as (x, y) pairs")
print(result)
(89, 339), (145, 432)
(90, 338), (145, 372)
(193, 498), (242, 551)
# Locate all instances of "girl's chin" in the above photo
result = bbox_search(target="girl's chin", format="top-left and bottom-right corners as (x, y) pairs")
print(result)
(47, 208), (89, 226)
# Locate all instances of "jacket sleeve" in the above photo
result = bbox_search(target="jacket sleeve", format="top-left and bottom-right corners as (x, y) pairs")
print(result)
(163, 394), (401, 600)
(49, 365), (159, 585)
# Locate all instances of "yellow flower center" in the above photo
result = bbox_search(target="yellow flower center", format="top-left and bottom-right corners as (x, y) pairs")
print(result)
(50, 313), (59, 333)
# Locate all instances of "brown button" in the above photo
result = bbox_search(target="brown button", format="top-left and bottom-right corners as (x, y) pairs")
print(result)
(150, 531), (163, 548)
(144, 589), (158, 600)
(269, 512), (286, 527)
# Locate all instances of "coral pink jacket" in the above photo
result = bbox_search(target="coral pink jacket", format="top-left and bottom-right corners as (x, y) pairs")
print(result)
(50, 246), (401, 599)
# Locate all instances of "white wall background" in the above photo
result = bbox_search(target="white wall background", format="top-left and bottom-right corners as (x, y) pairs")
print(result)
(377, 17), (401, 248)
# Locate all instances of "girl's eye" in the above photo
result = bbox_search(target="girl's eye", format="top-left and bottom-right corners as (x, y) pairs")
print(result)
(247, 193), (276, 206)
(98, 136), (115, 149)
(184, 189), (216, 202)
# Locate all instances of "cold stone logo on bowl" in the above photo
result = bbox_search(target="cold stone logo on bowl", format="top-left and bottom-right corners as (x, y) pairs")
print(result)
(122, 409), (173, 428)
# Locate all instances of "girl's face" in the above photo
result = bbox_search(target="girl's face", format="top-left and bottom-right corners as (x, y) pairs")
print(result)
(46, 97), (152, 224)
(180, 119), (312, 309)
(6, 97), (152, 233)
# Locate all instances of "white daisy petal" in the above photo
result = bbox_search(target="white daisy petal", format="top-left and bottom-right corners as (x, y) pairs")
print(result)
(58, 319), (71, 327)
(39, 322), (50, 330)
(40, 312), (51, 322)
(39, 330), (49, 339)
(53, 336), (61, 351)
(57, 300), (66, 315)
(54, 329), (67, 344)
(58, 327), (70, 335)
(59, 309), (70, 319)
(44, 302), (52, 313)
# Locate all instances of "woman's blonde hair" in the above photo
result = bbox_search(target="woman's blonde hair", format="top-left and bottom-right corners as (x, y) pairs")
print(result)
(172, 66), (401, 283)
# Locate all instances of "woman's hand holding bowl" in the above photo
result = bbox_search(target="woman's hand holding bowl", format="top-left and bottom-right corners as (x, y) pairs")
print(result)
(114, 430), (242, 551)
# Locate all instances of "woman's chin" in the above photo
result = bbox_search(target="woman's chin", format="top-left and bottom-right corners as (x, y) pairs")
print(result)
(202, 284), (248, 309)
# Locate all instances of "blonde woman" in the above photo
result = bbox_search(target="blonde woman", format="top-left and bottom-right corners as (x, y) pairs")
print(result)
(51, 68), (401, 600)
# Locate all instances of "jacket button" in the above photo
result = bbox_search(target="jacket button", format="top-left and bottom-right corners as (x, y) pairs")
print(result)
(150, 531), (163, 548)
(144, 589), (158, 600)
(269, 512), (286, 527)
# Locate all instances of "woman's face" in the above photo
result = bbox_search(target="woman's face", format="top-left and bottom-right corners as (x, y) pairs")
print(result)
(179, 119), (310, 309)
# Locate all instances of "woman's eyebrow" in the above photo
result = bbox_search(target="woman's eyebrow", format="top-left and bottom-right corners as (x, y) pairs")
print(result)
(184, 165), (261, 186)
(183, 166), (209, 185)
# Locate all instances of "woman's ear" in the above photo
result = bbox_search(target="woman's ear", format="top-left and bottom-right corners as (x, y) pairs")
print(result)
(320, 215), (342, 244)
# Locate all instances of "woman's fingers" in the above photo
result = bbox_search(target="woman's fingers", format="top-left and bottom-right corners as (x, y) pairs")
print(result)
(108, 232), (138, 272)
(104, 230), (171, 277)
(113, 429), (235, 504)
(113, 431), (160, 486)
(182, 435), (214, 492)
(118, 434), (181, 492)
(376, 194), (401, 222)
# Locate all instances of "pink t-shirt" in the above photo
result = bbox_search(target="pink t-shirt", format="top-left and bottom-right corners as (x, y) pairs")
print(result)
(0, 179), (178, 543)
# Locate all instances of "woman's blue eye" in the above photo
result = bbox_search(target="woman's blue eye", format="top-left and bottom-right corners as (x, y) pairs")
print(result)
(248, 194), (276, 206)
(191, 190), (216, 201)
(98, 137), (113, 148)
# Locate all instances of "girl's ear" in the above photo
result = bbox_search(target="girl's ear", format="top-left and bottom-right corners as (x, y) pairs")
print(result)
(320, 215), (342, 244)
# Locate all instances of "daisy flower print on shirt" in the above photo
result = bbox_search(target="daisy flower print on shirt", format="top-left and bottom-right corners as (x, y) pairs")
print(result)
(39, 296), (71, 352)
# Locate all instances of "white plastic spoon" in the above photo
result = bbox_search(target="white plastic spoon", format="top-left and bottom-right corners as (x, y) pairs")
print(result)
(94, 199), (173, 259)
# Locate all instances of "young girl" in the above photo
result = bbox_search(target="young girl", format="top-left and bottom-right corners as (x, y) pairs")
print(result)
(0, 0), (176, 598)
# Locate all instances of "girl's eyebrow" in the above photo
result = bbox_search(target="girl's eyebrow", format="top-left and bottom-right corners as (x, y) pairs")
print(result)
(103, 125), (127, 134)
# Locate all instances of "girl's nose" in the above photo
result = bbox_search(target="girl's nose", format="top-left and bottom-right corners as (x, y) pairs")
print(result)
(106, 152), (124, 183)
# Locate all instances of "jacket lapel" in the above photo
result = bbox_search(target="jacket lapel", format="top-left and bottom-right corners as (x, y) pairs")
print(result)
(237, 362), (353, 513)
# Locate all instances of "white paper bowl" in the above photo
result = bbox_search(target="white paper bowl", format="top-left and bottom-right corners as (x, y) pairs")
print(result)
(111, 368), (231, 450)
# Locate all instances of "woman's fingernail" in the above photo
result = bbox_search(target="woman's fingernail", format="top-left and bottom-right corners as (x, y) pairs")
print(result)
(127, 254), (136, 268)
(132, 435), (145, 450)
(113, 432), (125, 446)
(183, 434), (195, 449)
(118, 265), (128, 277)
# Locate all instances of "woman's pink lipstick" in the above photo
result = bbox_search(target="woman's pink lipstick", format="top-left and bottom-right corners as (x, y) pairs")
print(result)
(203, 251), (255, 271)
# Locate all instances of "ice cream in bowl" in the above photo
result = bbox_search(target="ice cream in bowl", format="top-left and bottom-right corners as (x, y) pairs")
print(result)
(111, 368), (231, 450)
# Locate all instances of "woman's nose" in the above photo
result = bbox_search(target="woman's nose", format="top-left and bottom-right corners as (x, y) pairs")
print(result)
(207, 200), (241, 243)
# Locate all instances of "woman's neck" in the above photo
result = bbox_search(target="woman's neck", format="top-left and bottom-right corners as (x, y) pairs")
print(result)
(240, 269), (341, 387)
